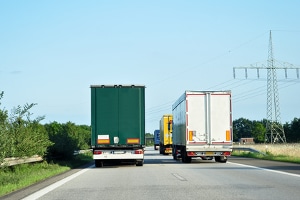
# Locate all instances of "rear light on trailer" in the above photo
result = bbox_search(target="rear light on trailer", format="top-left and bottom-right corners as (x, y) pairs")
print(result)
(134, 149), (144, 154)
(187, 152), (196, 156)
(94, 150), (103, 155)
(223, 151), (231, 156)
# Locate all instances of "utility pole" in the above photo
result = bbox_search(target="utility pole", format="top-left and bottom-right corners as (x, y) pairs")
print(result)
(233, 30), (300, 143)
(265, 31), (285, 143)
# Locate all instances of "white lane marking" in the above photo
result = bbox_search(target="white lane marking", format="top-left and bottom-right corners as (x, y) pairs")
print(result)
(172, 173), (187, 181)
(22, 165), (94, 200)
(228, 162), (300, 178)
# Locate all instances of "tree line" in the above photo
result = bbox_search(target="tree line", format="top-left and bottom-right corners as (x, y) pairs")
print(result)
(146, 118), (300, 144)
(233, 117), (300, 143)
(1, 90), (299, 164)
(0, 92), (90, 163)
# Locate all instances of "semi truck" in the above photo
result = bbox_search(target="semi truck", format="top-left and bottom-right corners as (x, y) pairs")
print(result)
(172, 91), (233, 163)
(90, 85), (145, 167)
(154, 129), (160, 150)
(159, 114), (173, 155)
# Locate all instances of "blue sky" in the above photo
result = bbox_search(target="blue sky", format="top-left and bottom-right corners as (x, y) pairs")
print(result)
(1, 1), (300, 133)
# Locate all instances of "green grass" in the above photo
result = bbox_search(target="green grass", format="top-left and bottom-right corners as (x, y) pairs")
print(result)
(0, 152), (93, 197)
(232, 151), (300, 164)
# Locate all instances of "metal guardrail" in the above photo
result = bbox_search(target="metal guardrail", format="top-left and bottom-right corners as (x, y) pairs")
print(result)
(1, 147), (263, 166)
(1, 155), (43, 167)
(232, 147), (266, 155)
(1, 150), (91, 167)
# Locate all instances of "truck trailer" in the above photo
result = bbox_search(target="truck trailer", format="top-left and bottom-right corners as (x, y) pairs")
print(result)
(154, 129), (160, 150)
(159, 114), (173, 155)
(172, 91), (232, 163)
(91, 85), (145, 167)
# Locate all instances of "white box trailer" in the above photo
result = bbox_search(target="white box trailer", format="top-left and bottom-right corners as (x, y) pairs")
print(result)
(172, 91), (233, 163)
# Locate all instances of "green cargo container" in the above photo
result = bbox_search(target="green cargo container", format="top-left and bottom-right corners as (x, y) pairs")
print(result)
(91, 85), (145, 167)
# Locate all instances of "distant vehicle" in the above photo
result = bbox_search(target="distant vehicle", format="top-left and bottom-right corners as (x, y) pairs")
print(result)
(172, 91), (233, 163)
(159, 114), (173, 155)
(90, 85), (145, 167)
(154, 129), (160, 150)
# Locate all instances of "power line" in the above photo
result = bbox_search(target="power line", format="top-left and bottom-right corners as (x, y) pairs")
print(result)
(233, 31), (300, 143)
(147, 31), (270, 88)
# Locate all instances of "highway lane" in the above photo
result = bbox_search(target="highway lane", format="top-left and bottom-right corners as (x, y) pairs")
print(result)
(2, 147), (300, 200)
(229, 156), (300, 175)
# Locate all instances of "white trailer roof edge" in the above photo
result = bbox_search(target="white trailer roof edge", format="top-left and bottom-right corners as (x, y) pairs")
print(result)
(172, 90), (231, 110)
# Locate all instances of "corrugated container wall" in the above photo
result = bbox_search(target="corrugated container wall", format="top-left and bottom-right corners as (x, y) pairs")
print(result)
(91, 85), (145, 147)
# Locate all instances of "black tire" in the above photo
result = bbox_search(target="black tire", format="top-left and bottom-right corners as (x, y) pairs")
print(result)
(219, 156), (227, 163)
(186, 156), (192, 163)
(160, 144), (164, 154)
(95, 160), (103, 168)
(136, 160), (144, 166)
(182, 149), (191, 163)
(181, 148), (186, 163)
(215, 156), (227, 163)
(172, 146), (178, 160)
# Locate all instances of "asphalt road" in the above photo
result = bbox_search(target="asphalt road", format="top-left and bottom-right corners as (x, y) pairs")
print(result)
(2, 147), (300, 200)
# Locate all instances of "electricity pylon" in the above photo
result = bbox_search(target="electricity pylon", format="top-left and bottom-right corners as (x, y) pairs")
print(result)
(233, 30), (300, 143)
(265, 31), (285, 143)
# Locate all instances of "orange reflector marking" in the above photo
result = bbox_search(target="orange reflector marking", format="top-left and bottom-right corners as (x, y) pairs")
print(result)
(97, 139), (110, 144)
(127, 138), (140, 144)
(226, 130), (231, 141)
(189, 131), (193, 141)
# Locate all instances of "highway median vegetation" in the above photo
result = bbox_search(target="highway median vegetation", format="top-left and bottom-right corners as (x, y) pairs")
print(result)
(0, 152), (93, 197)
(0, 91), (91, 164)
(233, 143), (300, 164)
(0, 91), (93, 197)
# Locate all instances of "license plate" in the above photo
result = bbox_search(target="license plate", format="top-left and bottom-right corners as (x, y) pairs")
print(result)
(112, 151), (125, 154)
(206, 152), (214, 156)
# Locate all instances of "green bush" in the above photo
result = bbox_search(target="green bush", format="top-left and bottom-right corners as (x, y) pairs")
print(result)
(45, 122), (77, 159)
(0, 91), (90, 163)
(0, 92), (52, 162)
(45, 122), (90, 160)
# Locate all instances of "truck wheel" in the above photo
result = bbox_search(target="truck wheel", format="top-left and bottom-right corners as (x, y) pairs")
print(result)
(181, 150), (186, 163)
(172, 148), (177, 160)
(215, 156), (227, 163)
(219, 156), (227, 163)
(160, 146), (164, 155)
(182, 150), (191, 163)
(136, 160), (144, 166)
(186, 156), (192, 163)
(95, 160), (103, 168)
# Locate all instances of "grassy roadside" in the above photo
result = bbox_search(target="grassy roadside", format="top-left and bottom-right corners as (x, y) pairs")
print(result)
(232, 151), (300, 164)
(0, 152), (93, 197)
(232, 143), (300, 164)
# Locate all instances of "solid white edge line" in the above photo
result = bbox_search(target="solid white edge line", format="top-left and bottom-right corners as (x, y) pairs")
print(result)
(21, 164), (94, 200)
(228, 162), (300, 178)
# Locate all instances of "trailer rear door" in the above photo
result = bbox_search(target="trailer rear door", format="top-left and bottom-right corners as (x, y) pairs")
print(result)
(186, 91), (232, 145)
